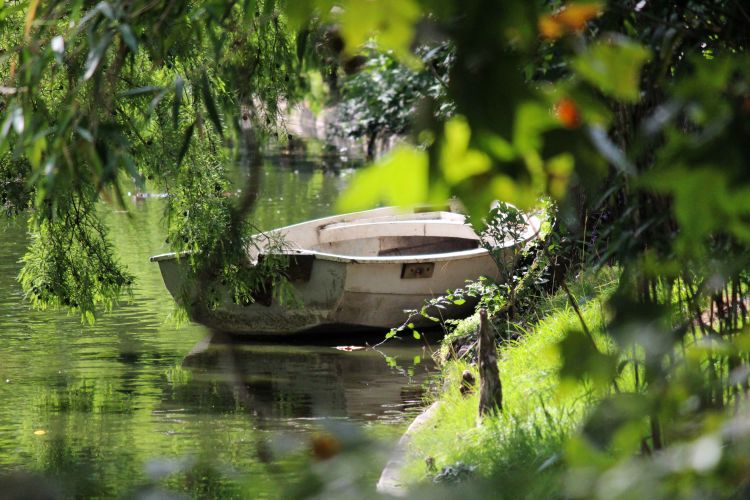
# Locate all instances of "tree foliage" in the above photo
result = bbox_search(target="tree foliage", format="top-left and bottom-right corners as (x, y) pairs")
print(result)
(4, 0), (750, 495)
(329, 44), (453, 159)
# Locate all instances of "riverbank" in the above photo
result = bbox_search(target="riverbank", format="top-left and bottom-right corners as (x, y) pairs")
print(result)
(394, 267), (623, 494)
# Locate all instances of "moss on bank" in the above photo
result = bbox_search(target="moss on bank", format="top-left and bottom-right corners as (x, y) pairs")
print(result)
(401, 267), (624, 493)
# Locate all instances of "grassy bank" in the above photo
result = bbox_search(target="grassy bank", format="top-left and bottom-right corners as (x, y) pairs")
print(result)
(401, 267), (624, 494)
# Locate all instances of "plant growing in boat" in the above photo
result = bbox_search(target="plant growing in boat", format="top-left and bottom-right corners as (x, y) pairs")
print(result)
(171, 228), (300, 320)
(381, 203), (545, 344)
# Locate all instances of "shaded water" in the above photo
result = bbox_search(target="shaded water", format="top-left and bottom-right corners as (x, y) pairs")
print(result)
(0, 163), (437, 498)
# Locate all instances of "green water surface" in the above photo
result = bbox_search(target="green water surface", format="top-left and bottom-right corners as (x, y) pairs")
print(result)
(0, 163), (436, 498)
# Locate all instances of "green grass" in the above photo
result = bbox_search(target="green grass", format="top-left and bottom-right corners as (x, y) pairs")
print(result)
(401, 267), (624, 493)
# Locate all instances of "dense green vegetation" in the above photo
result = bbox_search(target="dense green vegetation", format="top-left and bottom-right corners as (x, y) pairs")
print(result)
(4, 0), (750, 497)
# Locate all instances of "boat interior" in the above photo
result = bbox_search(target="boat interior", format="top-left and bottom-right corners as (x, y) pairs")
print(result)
(308, 212), (483, 257)
(312, 234), (481, 257)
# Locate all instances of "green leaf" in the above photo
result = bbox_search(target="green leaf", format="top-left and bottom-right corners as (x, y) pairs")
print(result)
(262, 0), (275, 17)
(122, 153), (142, 188)
(28, 136), (46, 169)
(572, 38), (651, 102)
(148, 88), (170, 115)
(558, 329), (617, 387)
(177, 122), (195, 166)
(413, 355), (421, 365)
(173, 76), (184, 129)
(83, 31), (113, 81)
(513, 101), (557, 154)
(440, 116), (491, 185)
(453, 298), (466, 305)
(412, 330), (421, 340)
(337, 146), (430, 211)
(642, 167), (750, 255)
(581, 394), (650, 450)
(96, 1), (115, 20)
(339, 0), (420, 64)
(117, 23), (137, 52)
(476, 131), (516, 162)
(286, 2), (314, 31)
(545, 153), (574, 200)
(200, 73), (223, 137)
(241, 0), (258, 22)
(75, 127), (93, 142)
(10, 107), (24, 134)
(295, 28), (308, 63)
(117, 85), (162, 98)
(385, 329), (397, 339)
(0, 110), (14, 138)
(587, 126), (635, 176)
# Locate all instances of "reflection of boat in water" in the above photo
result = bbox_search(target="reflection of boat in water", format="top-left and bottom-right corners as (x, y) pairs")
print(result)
(164, 333), (436, 423)
(150, 206), (540, 335)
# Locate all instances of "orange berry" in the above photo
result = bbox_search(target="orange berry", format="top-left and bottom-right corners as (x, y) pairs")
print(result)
(558, 4), (602, 31)
(539, 3), (602, 39)
(538, 16), (564, 39)
(556, 98), (582, 128)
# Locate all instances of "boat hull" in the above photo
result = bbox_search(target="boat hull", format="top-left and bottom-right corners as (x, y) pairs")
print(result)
(151, 206), (538, 336)
(153, 250), (498, 335)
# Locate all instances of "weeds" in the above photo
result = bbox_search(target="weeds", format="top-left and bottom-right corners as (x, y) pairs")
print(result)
(402, 268), (621, 493)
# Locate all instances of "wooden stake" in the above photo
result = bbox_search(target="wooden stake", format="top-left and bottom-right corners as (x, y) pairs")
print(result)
(478, 308), (503, 417)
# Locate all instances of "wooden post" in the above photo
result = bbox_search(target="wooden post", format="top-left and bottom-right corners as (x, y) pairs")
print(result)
(478, 308), (503, 417)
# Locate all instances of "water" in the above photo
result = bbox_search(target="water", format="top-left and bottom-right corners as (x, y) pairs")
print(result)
(0, 163), (437, 498)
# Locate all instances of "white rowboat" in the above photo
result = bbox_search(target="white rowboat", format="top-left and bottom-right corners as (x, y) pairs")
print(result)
(150, 206), (540, 335)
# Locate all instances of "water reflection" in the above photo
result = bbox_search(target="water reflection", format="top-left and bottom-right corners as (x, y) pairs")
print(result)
(176, 332), (436, 425)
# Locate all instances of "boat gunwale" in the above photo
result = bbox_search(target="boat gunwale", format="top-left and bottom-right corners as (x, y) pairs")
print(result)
(148, 206), (541, 265)
(149, 236), (535, 265)
(150, 246), (489, 265)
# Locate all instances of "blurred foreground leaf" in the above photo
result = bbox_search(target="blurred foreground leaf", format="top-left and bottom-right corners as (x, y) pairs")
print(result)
(337, 146), (430, 211)
(572, 38), (651, 102)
